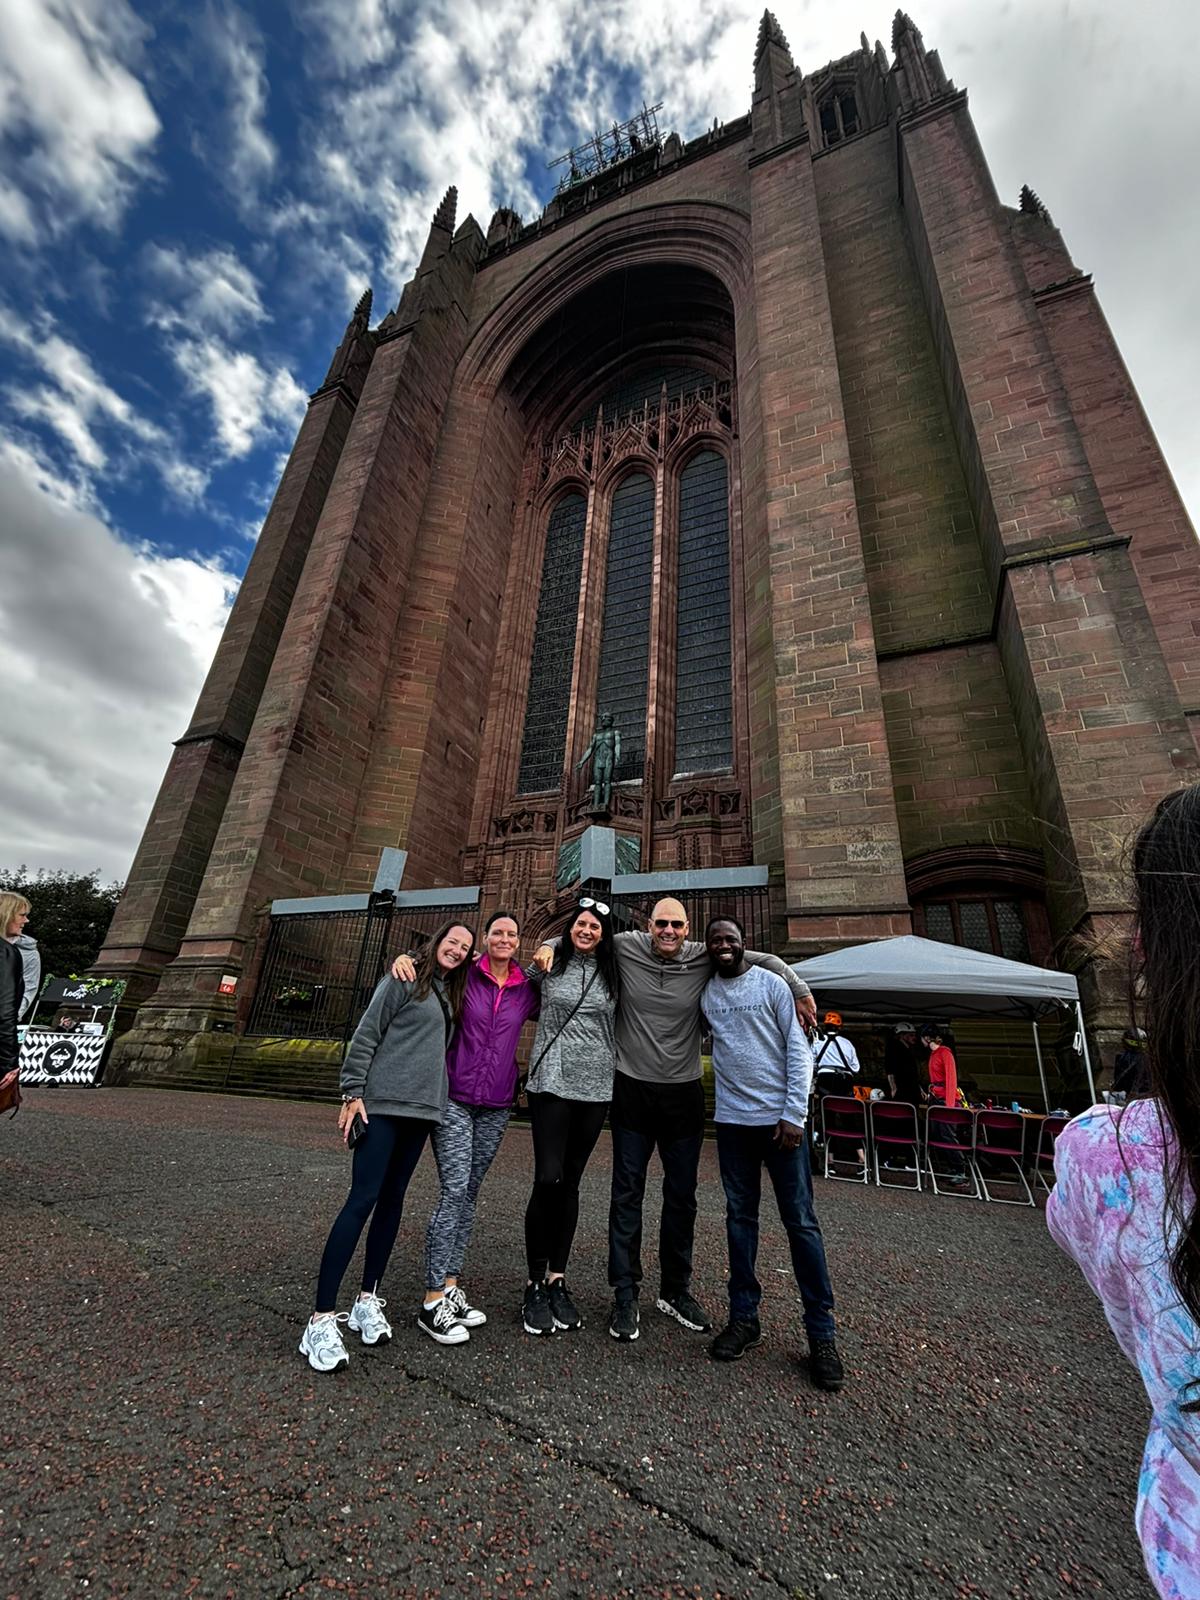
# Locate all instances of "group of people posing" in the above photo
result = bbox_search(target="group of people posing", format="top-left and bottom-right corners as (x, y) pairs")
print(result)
(301, 895), (845, 1392)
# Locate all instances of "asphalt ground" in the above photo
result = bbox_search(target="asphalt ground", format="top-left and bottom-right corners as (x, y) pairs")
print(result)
(2, 1089), (1150, 1600)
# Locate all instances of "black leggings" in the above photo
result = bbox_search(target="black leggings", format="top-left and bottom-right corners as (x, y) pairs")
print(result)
(315, 1114), (430, 1311)
(524, 1092), (609, 1282)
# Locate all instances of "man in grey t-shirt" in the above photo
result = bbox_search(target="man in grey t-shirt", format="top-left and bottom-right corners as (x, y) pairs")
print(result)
(535, 896), (813, 1344)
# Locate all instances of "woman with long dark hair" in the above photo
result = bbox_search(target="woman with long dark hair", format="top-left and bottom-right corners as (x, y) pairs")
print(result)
(521, 897), (620, 1335)
(299, 920), (474, 1373)
(1048, 783), (1200, 1598)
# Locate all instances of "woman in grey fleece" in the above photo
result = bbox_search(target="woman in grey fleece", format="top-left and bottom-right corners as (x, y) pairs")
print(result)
(520, 898), (620, 1337)
(299, 921), (474, 1373)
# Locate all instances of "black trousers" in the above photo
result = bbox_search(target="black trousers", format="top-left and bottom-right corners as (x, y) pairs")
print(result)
(314, 1114), (429, 1311)
(607, 1074), (706, 1300)
(524, 1091), (609, 1281)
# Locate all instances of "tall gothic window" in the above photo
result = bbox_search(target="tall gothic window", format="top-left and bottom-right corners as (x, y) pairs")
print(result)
(675, 450), (732, 774)
(517, 493), (586, 792)
(818, 88), (859, 146)
(594, 473), (655, 782)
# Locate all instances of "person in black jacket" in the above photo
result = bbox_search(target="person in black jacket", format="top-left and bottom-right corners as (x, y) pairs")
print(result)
(0, 891), (29, 1092)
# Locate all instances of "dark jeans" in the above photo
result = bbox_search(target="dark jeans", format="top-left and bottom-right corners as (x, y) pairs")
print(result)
(607, 1074), (705, 1300)
(524, 1091), (609, 1281)
(315, 1114), (430, 1311)
(928, 1110), (967, 1175)
(715, 1123), (836, 1341)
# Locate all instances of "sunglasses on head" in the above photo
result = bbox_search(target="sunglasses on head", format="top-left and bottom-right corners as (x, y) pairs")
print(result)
(578, 896), (610, 917)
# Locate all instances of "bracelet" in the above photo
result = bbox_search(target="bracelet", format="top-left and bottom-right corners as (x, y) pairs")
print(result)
(341, 1091), (361, 1104)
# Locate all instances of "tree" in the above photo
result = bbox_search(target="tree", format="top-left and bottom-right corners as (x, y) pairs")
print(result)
(0, 867), (123, 988)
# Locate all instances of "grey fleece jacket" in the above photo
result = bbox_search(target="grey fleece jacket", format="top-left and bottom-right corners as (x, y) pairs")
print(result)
(526, 953), (617, 1103)
(14, 934), (39, 1020)
(340, 975), (450, 1122)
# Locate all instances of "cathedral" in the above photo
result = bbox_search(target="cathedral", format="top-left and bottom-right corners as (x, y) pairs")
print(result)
(99, 12), (1200, 1081)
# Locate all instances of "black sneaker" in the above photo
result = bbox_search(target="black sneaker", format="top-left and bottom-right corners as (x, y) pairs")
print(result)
(655, 1289), (713, 1332)
(709, 1319), (762, 1361)
(416, 1299), (469, 1346)
(608, 1296), (640, 1342)
(809, 1337), (845, 1391)
(522, 1280), (555, 1336)
(546, 1279), (582, 1330)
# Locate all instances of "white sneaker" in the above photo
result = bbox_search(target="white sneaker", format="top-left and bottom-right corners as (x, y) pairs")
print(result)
(348, 1292), (392, 1345)
(444, 1284), (487, 1327)
(299, 1312), (350, 1372)
(417, 1297), (469, 1345)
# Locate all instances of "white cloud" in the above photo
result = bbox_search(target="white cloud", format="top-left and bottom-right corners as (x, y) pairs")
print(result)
(142, 245), (307, 471)
(267, 199), (373, 308)
(204, 3), (277, 202)
(285, 0), (1198, 537)
(0, 307), (208, 502)
(172, 335), (307, 460)
(145, 242), (267, 337)
(0, 459), (236, 878)
(0, 174), (36, 242)
(0, 0), (159, 240)
(0, 426), (95, 513)
(299, 0), (395, 74)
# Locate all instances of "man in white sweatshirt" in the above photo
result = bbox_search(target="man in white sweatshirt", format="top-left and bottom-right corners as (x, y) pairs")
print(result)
(701, 915), (844, 1391)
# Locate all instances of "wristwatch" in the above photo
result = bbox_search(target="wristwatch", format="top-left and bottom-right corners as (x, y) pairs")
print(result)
(341, 1091), (361, 1104)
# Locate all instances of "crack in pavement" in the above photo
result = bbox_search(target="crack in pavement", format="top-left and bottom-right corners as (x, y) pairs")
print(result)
(247, 1293), (803, 1598)
(14, 1166), (806, 1597)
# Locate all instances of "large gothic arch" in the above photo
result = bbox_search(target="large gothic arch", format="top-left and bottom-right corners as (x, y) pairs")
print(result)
(460, 201), (753, 404)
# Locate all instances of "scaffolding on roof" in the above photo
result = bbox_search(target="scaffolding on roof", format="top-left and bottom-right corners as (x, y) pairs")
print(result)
(548, 102), (663, 192)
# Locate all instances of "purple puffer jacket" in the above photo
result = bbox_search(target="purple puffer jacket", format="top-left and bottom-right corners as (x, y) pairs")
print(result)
(446, 958), (541, 1108)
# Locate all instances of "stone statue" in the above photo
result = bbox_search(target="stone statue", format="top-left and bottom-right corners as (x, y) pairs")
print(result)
(576, 712), (620, 812)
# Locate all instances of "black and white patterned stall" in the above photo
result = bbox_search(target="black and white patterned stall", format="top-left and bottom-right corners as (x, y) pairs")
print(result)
(19, 1030), (108, 1084)
(17, 976), (125, 1086)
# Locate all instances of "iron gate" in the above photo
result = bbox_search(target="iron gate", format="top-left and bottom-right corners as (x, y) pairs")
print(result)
(246, 895), (474, 1040)
(606, 883), (771, 952)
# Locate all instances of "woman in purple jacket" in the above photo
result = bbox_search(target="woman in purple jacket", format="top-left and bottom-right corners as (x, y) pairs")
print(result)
(411, 910), (540, 1343)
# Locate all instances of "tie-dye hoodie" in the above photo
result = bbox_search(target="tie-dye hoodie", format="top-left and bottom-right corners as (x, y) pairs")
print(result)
(1046, 1100), (1200, 1599)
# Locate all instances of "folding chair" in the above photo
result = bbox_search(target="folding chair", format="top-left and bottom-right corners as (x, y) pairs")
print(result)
(923, 1105), (980, 1198)
(869, 1100), (921, 1190)
(819, 1094), (869, 1183)
(970, 1110), (1034, 1206)
(1034, 1115), (1071, 1195)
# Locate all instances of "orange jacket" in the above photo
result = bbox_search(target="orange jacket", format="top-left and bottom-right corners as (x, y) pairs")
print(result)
(928, 1045), (958, 1109)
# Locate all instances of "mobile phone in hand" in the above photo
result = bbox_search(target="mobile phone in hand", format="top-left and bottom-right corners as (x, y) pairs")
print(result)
(347, 1111), (367, 1149)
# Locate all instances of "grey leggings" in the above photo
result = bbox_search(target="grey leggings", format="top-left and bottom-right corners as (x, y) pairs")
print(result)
(425, 1100), (511, 1289)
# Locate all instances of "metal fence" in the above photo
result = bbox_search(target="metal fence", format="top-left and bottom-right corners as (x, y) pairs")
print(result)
(606, 883), (771, 952)
(246, 895), (470, 1040)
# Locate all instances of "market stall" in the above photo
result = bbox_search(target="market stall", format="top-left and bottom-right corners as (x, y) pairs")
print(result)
(791, 935), (1091, 1110)
(18, 976), (126, 1086)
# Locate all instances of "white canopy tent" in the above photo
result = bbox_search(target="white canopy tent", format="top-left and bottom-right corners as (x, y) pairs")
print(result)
(791, 935), (1093, 1109)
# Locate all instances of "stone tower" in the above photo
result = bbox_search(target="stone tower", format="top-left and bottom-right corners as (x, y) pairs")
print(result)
(99, 12), (1200, 1078)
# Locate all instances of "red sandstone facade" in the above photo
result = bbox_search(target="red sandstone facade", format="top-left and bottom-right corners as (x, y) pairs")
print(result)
(99, 12), (1200, 1076)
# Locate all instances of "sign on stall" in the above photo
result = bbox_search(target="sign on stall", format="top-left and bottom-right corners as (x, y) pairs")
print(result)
(18, 976), (127, 1087)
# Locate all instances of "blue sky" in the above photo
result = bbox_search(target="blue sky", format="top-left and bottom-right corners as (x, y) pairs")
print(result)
(1, 0), (1196, 881)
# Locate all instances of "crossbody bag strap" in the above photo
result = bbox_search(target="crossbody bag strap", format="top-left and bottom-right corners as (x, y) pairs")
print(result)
(525, 963), (599, 1083)
(432, 983), (455, 1047)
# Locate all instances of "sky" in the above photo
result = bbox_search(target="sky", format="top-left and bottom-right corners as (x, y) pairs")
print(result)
(0, 0), (1196, 884)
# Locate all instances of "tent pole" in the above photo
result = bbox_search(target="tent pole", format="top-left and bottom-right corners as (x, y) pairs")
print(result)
(1076, 1002), (1098, 1104)
(1032, 1021), (1050, 1113)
